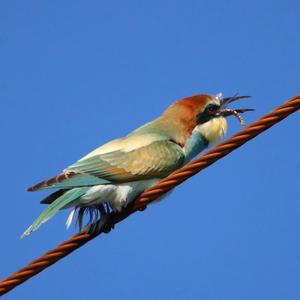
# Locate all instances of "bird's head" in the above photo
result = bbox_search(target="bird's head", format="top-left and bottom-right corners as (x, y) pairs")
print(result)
(163, 93), (253, 145)
(195, 93), (254, 126)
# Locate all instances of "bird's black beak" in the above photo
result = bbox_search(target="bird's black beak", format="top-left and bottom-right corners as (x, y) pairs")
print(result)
(220, 95), (251, 107)
(217, 95), (254, 125)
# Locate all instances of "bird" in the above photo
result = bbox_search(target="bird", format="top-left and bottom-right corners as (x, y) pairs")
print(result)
(22, 93), (253, 237)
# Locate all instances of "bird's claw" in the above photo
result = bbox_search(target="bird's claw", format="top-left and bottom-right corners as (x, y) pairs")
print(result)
(138, 205), (147, 212)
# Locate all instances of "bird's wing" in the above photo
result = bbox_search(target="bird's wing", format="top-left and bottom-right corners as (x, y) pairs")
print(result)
(66, 139), (185, 182)
(27, 134), (185, 191)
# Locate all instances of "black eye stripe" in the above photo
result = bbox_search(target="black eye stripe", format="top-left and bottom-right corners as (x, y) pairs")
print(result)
(196, 104), (220, 124)
(206, 104), (220, 112)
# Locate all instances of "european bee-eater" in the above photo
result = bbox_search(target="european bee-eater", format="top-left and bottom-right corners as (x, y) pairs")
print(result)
(22, 93), (252, 237)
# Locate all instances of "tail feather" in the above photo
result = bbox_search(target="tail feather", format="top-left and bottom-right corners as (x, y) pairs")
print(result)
(22, 187), (89, 238)
(40, 189), (68, 204)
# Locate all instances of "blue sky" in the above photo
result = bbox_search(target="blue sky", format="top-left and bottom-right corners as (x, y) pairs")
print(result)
(1, 1), (300, 299)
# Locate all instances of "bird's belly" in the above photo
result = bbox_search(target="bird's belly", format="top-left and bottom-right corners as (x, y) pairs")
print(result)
(79, 179), (159, 211)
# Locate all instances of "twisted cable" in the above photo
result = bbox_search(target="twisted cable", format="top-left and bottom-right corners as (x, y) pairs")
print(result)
(0, 94), (299, 296)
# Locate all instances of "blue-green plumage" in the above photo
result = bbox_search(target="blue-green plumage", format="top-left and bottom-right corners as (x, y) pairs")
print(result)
(22, 187), (89, 237)
(184, 131), (209, 163)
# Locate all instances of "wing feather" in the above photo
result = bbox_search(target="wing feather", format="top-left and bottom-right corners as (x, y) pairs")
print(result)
(28, 134), (185, 191)
(66, 140), (185, 182)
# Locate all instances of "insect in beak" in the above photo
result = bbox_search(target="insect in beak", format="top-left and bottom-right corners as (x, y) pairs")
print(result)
(217, 95), (254, 126)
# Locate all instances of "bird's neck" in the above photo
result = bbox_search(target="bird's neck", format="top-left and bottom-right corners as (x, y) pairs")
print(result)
(131, 115), (227, 161)
(183, 130), (208, 162)
(195, 117), (227, 146)
(130, 117), (192, 146)
(183, 117), (228, 162)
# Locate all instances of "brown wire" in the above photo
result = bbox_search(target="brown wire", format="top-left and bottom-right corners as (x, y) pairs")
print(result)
(1, 94), (299, 297)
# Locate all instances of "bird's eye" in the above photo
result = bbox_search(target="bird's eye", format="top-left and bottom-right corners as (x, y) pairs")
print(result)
(206, 104), (220, 113)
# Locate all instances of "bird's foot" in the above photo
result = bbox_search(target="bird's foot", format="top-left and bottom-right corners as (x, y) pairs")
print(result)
(138, 205), (147, 212)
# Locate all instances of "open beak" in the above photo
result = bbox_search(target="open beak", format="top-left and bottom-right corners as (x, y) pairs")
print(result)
(218, 95), (254, 126)
(221, 95), (251, 106)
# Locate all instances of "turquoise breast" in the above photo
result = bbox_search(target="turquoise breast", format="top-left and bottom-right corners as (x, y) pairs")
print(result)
(184, 131), (208, 162)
